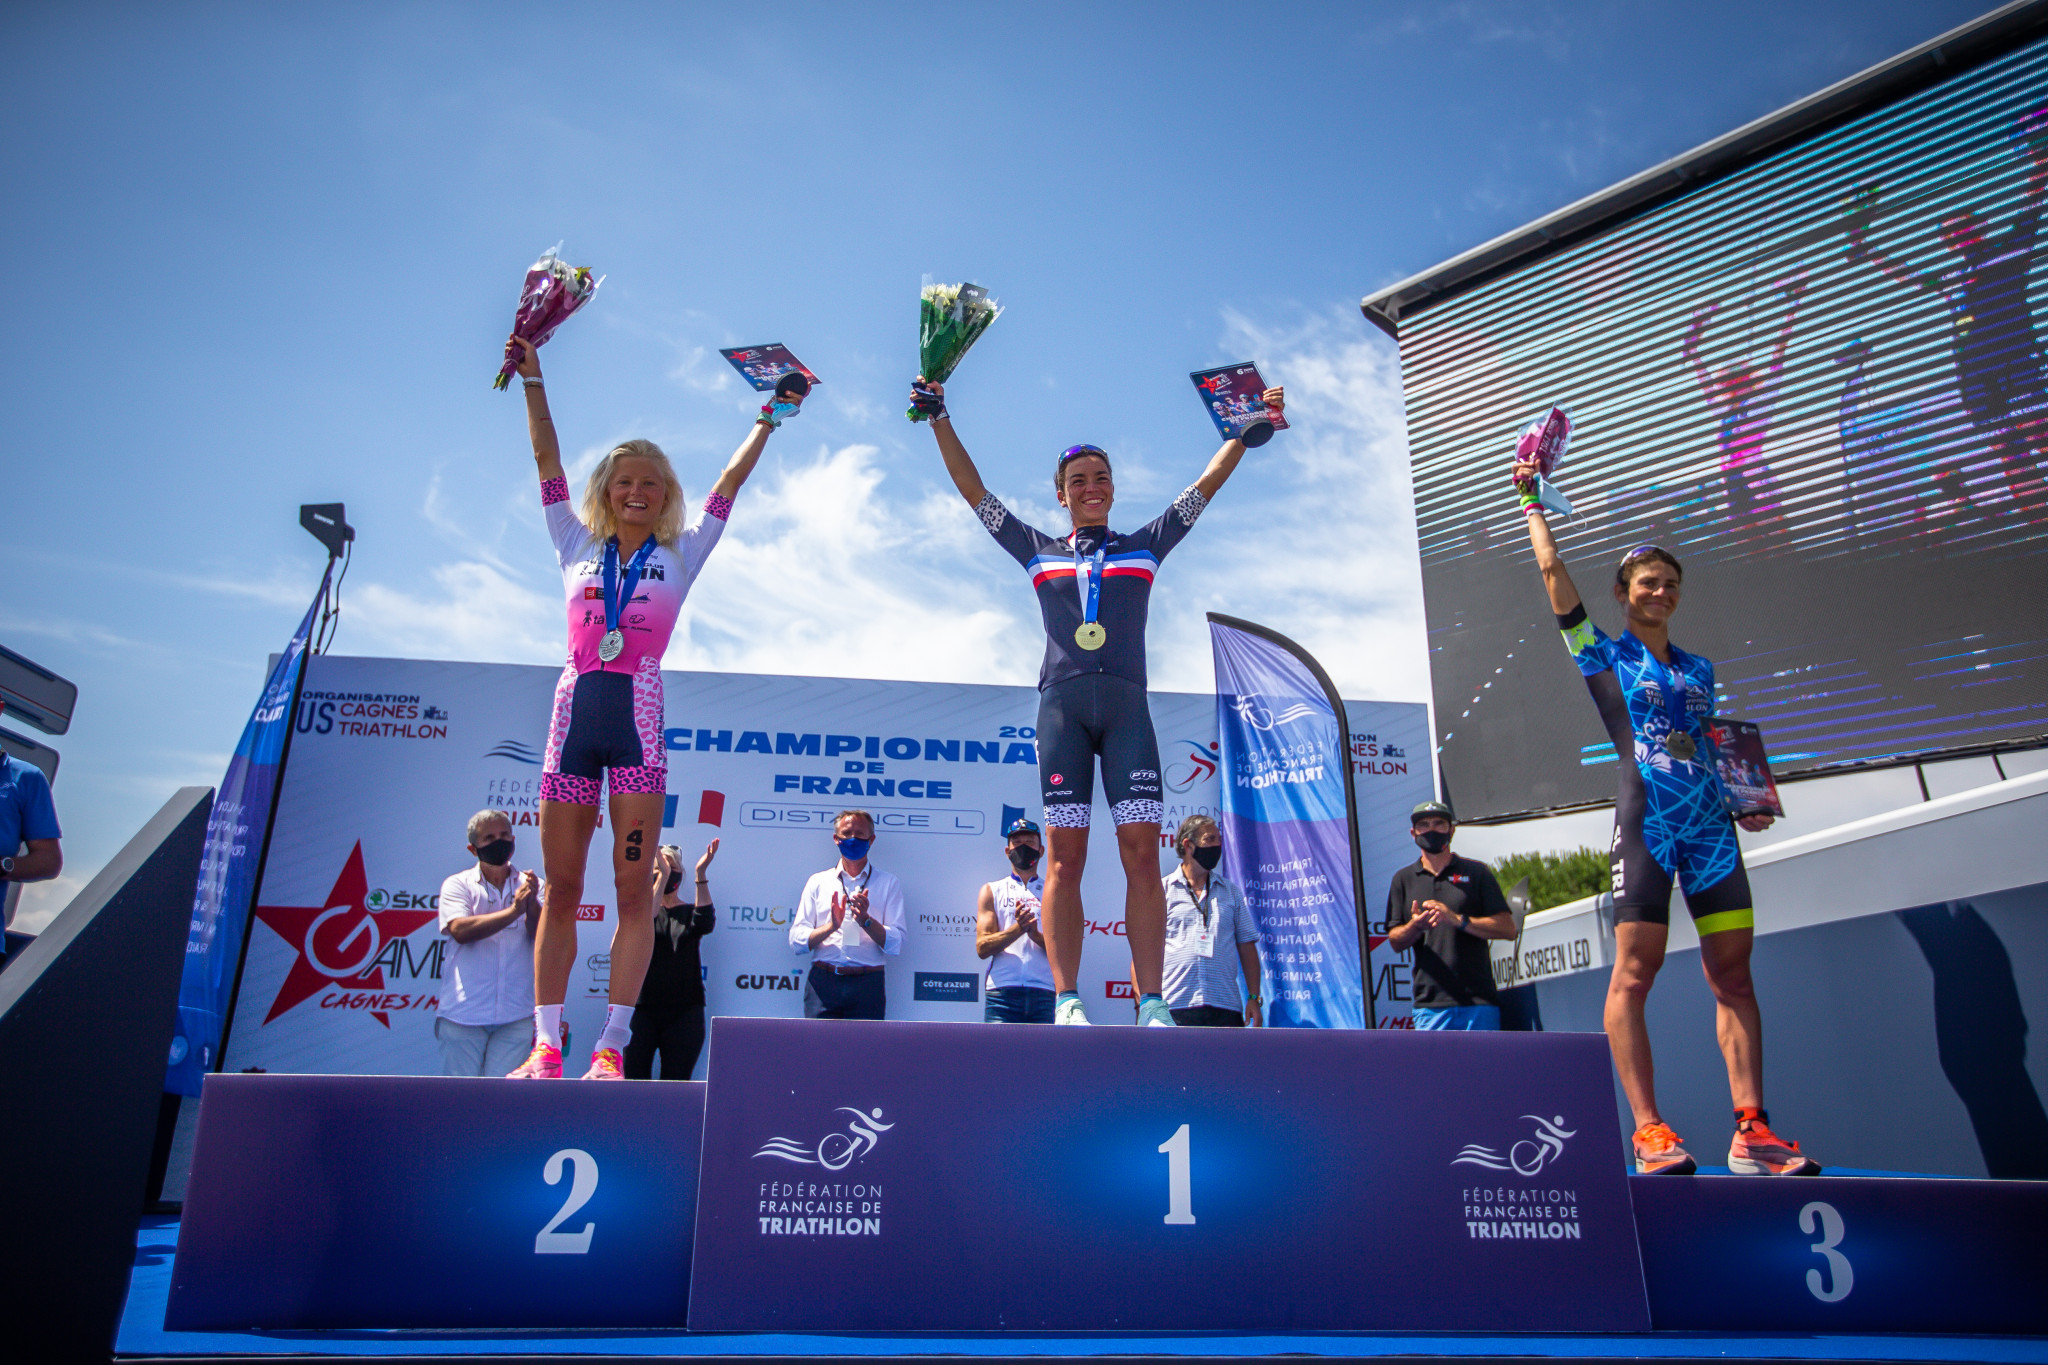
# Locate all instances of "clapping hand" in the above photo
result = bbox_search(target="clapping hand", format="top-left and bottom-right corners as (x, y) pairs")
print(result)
(848, 888), (872, 925)
(829, 892), (847, 929)
(696, 838), (720, 876)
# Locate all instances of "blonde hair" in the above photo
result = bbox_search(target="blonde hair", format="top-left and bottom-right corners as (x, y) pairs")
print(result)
(577, 439), (687, 548)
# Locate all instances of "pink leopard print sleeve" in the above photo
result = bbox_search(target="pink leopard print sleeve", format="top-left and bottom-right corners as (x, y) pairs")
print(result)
(704, 492), (734, 522)
(541, 476), (570, 506)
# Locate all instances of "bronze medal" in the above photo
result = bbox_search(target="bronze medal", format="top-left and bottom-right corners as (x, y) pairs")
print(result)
(1665, 731), (1697, 761)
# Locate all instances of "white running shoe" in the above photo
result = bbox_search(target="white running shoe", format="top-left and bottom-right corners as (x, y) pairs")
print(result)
(1054, 996), (1091, 1026)
(1137, 997), (1177, 1028)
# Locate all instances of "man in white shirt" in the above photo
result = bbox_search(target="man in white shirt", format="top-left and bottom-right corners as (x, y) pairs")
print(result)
(437, 809), (540, 1075)
(975, 817), (1055, 1022)
(788, 810), (904, 1019)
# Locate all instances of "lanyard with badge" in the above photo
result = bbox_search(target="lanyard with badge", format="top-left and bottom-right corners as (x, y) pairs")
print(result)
(838, 865), (873, 952)
(1188, 875), (1218, 958)
(598, 535), (660, 664)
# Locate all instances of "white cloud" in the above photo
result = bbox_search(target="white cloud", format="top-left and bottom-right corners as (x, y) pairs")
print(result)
(1139, 309), (1430, 704)
(304, 309), (1430, 709)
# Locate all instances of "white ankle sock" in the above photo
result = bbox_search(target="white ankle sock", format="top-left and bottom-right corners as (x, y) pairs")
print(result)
(598, 1004), (635, 1055)
(535, 1003), (563, 1050)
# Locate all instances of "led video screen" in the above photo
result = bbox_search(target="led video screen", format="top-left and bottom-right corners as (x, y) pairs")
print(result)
(1401, 37), (2048, 820)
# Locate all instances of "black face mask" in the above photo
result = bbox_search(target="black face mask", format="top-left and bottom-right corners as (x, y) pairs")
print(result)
(1190, 844), (1223, 871)
(476, 837), (514, 866)
(1413, 829), (1451, 854)
(1008, 844), (1042, 871)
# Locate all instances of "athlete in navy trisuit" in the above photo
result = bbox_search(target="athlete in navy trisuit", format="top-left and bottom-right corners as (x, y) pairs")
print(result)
(1843, 108), (2048, 512)
(1514, 453), (1819, 1176)
(915, 374), (1283, 1026)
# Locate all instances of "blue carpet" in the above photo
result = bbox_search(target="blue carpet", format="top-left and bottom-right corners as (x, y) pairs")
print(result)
(118, 1217), (2045, 1360)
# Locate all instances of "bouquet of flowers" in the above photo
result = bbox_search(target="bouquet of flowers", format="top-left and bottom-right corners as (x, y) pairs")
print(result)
(494, 245), (602, 390)
(908, 281), (1001, 421)
(1512, 404), (1577, 517)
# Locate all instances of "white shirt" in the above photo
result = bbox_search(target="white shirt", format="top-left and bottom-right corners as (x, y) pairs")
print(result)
(1160, 867), (1259, 1011)
(789, 864), (905, 966)
(437, 864), (536, 1027)
(984, 872), (1053, 990)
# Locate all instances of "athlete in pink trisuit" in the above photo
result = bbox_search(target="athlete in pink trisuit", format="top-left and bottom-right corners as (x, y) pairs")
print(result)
(502, 333), (799, 1080)
(1681, 273), (1807, 529)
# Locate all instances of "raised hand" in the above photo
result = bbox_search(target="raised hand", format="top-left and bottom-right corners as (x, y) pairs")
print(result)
(697, 838), (720, 876)
(908, 376), (948, 421)
(507, 334), (541, 379)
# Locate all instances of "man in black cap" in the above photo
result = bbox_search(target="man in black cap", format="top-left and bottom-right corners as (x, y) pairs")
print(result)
(1386, 801), (1517, 1030)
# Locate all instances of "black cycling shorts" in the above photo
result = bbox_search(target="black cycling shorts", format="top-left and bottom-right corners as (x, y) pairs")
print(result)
(1036, 674), (1164, 829)
(1610, 814), (1756, 936)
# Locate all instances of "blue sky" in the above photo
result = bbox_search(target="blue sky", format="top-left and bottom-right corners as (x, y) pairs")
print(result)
(0, 0), (1995, 927)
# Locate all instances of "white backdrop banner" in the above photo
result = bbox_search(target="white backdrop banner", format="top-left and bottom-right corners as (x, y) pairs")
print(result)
(219, 656), (1429, 1076)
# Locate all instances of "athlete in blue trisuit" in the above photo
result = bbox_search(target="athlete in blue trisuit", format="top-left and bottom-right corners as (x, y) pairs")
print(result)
(1514, 454), (1820, 1176)
(914, 374), (1284, 1026)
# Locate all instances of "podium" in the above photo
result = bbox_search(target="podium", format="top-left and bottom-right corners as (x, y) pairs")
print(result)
(164, 1020), (2048, 1339)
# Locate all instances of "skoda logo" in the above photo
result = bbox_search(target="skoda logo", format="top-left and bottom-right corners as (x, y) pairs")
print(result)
(365, 888), (392, 910)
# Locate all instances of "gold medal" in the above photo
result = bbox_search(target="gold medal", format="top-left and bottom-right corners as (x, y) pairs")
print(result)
(1074, 622), (1107, 651)
(1665, 731), (1697, 761)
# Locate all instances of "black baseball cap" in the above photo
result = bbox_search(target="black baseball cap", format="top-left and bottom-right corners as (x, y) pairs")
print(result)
(1410, 800), (1455, 822)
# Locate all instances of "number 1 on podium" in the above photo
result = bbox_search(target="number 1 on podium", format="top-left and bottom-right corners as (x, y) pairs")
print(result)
(1159, 1124), (1195, 1225)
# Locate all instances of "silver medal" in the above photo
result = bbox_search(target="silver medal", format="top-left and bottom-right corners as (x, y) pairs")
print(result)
(598, 629), (625, 662)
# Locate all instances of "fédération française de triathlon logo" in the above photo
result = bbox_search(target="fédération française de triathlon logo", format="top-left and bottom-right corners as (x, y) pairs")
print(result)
(1231, 695), (1322, 731)
(754, 1108), (894, 1171)
(1451, 1115), (1577, 1176)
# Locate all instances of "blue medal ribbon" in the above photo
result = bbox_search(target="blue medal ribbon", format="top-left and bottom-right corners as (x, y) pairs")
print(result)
(1648, 648), (1697, 754)
(1073, 535), (1106, 627)
(602, 535), (661, 652)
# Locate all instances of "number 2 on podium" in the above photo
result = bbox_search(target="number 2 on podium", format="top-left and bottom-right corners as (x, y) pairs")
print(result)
(1158, 1124), (1195, 1225)
(536, 1148), (599, 1254)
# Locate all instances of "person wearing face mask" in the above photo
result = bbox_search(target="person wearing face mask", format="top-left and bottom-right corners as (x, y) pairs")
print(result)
(976, 817), (1055, 1023)
(1149, 814), (1264, 1027)
(789, 810), (905, 1020)
(435, 809), (542, 1076)
(1385, 802), (1515, 1033)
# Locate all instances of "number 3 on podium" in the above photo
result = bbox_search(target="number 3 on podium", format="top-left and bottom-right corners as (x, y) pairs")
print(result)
(1159, 1124), (1195, 1225)
(536, 1148), (599, 1254)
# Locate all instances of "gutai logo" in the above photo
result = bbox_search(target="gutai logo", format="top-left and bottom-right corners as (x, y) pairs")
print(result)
(1453, 1114), (1576, 1175)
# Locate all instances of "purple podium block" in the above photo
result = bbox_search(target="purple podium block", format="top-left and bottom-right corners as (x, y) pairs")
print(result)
(1633, 1175), (2048, 1334)
(688, 1018), (1650, 1333)
(166, 1074), (703, 1330)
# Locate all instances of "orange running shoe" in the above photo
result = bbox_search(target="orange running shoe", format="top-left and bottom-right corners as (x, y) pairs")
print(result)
(507, 1042), (562, 1079)
(1632, 1120), (1698, 1175)
(1728, 1110), (1821, 1176)
(581, 1047), (625, 1080)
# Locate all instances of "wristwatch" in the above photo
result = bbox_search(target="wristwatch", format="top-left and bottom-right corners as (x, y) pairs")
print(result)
(1456, 911), (1469, 931)
(0, 854), (13, 878)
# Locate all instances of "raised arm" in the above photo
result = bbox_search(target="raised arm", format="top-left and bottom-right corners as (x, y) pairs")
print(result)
(1513, 458), (1582, 617)
(1843, 186), (1942, 293)
(1193, 387), (1284, 500)
(915, 379), (990, 507)
(508, 336), (567, 484)
(710, 417), (778, 502)
(1681, 306), (1717, 396)
(1766, 276), (1807, 376)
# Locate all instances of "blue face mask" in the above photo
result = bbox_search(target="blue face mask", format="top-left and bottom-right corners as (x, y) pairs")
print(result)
(836, 837), (872, 862)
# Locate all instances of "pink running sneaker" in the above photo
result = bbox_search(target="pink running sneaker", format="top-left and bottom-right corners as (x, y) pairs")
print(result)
(581, 1047), (625, 1081)
(506, 1042), (562, 1079)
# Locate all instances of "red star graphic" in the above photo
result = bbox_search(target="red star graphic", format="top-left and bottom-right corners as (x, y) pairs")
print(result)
(253, 841), (438, 1027)
(1368, 933), (1390, 954)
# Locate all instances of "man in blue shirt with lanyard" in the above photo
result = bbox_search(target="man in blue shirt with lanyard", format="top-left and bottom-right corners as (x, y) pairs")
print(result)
(1, 701), (63, 957)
